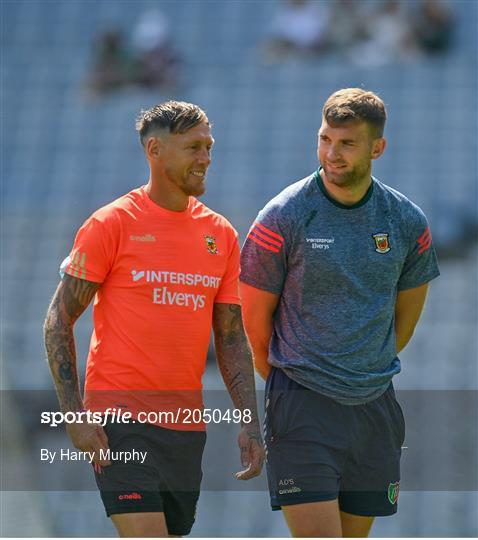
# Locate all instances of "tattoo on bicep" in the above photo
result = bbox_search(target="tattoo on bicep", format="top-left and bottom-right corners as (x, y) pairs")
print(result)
(227, 304), (241, 327)
(63, 275), (99, 320)
(214, 304), (241, 344)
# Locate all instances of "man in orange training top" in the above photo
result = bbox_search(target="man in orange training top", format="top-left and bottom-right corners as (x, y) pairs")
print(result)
(44, 101), (264, 537)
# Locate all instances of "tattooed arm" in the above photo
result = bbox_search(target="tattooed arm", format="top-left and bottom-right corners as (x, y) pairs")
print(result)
(44, 274), (98, 412)
(212, 303), (265, 480)
(44, 274), (110, 465)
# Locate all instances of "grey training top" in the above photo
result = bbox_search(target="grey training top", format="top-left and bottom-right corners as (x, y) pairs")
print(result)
(240, 170), (440, 405)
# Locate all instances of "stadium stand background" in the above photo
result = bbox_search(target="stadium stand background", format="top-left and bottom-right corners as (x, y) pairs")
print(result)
(1, 0), (476, 536)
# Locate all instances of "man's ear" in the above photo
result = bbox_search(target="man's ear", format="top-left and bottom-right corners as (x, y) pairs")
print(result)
(145, 136), (161, 161)
(371, 137), (386, 160)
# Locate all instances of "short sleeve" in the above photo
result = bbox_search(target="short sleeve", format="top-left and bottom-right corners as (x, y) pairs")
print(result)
(214, 229), (241, 305)
(397, 210), (440, 291)
(62, 214), (119, 283)
(240, 205), (288, 295)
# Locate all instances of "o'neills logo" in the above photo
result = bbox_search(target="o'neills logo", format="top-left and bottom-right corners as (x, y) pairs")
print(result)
(118, 492), (142, 501)
(130, 234), (156, 242)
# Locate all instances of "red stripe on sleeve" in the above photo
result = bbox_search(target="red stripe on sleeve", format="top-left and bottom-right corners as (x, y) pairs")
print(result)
(418, 227), (431, 245)
(250, 227), (283, 248)
(418, 239), (432, 255)
(418, 234), (431, 247)
(247, 233), (280, 253)
(255, 222), (284, 243)
(417, 227), (432, 254)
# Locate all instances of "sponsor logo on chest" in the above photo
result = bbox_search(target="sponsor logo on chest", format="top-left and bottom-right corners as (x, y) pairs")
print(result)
(130, 269), (221, 311)
(126, 232), (223, 311)
(305, 232), (392, 254)
(306, 237), (335, 250)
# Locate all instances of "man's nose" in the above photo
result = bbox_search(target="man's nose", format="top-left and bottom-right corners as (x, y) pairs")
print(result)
(327, 144), (342, 161)
(198, 148), (211, 165)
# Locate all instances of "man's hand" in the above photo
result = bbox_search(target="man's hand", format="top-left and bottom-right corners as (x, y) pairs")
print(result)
(66, 421), (111, 466)
(212, 303), (265, 479)
(235, 424), (265, 480)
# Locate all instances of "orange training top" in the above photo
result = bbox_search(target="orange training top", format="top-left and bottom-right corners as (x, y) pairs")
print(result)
(64, 187), (241, 429)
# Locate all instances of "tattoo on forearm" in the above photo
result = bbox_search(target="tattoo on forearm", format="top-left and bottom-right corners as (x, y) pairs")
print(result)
(44, 275), (99, 412)
(228, 371), (245, 392)
(213, 304), (260, 427)
(59, 358), (74, 381)
(245, 429), (262, 442)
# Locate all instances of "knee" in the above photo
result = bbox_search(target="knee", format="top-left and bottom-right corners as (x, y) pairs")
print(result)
(290, 524), (342, 537)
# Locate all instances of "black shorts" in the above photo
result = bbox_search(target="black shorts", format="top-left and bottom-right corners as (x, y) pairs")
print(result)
(264, 368), (405, 517)
(93, 421), (206, 536)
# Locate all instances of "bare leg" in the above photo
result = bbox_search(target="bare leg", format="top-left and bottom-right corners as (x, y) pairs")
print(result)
(111, 512), (169, 538)
(282, 499), (342, 537)
(340, 510), (375, 538)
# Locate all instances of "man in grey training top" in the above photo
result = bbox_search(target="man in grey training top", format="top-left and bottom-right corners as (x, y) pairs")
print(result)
(240, 88), (439, 537)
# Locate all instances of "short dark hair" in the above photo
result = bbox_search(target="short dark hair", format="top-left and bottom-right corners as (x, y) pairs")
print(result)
(322, 88), (386, 138)
(136, 101), (209, 145)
